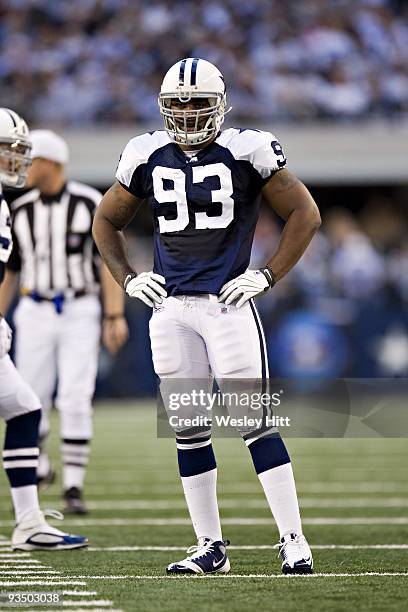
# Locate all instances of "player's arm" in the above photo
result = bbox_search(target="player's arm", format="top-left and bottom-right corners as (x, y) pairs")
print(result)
(0, 268), (19, 314)
(261, 169), (321, 280)
(100, 262), (129, 354)
(219, 168), (320, 308)
(92, 181), (167, 307)
(92, 181), (139, 287)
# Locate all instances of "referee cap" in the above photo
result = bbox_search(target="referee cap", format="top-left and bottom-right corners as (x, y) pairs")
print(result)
(31, 130), (69, 164)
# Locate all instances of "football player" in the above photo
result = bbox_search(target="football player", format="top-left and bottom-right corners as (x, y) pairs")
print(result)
(0, 108), (87, 550)
(0, 129), (128, 515)
(93, 59), (321, 574)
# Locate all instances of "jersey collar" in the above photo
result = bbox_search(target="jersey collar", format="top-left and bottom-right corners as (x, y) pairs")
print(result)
(40, 182), (67, 205)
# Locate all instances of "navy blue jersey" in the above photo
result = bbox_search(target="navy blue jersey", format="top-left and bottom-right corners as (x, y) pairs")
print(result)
(0, 191), (12, 284)
(116, 128), (287, 296)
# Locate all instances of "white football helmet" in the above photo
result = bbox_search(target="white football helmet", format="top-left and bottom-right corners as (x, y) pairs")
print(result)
(158, 58), (230, 147)
(0, 108), (31, 188)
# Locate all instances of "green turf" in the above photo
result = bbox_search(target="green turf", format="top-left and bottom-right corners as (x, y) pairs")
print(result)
(0, 402), (407, 611)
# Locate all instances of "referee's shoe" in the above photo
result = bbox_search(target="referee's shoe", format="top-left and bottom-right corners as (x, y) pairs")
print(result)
(63, 487), (88, 515)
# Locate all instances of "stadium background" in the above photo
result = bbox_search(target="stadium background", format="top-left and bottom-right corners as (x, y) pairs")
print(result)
(2, 0), (407, 396)
(0, 2), (407, 611)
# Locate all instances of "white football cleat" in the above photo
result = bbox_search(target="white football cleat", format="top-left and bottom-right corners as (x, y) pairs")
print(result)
(275, 533), (313, 574)
(12, 509), (88, 551)
(167, 537), (230, 574)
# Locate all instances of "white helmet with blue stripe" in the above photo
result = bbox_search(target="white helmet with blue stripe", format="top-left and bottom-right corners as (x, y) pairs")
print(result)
(158, 58), (229, 147)
(0, 108), (31, 188)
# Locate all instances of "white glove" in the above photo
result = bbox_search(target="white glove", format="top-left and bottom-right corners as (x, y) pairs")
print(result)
(0, 199), (12, 264)
(124, 272), (167, 308)
(218, 268), (275, 309)
(0, 317), (12, 358)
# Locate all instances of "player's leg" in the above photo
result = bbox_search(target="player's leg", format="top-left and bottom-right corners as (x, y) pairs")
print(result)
(55, 296), (101, 514)
(0, 355), (87, 550)
(0, 355), (41, 524)
(14, 298), (57, 486)
(150, 297), (229, 574)
(203, 297), (312, 573)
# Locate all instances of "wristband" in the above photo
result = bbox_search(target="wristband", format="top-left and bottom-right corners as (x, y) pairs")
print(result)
(103, 314), (125, 321)
(259, 266), (276, 289)
(124, 273), (137, 290)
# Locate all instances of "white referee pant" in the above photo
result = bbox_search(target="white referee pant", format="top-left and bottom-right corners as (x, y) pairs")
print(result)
(149, 294), (271, 440)
(0, 355), (41, 421)
(14, 295), (101, 440)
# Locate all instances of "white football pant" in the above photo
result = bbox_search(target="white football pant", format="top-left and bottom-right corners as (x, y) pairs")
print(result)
(0, 355), (41, 421)
(14, 295), (101, 440)
(149, 294), (270, 439)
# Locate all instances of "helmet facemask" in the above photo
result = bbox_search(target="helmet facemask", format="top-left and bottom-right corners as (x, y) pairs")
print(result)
(159, 92), (228, 147)
(0, 138), (32, 188)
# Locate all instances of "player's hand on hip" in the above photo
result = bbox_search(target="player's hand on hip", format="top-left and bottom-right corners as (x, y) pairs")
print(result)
(0, 316), (12, 358)
(102, 316), (129, 354)
(218, 268), (275, 309)
(124, 272), (167, 308)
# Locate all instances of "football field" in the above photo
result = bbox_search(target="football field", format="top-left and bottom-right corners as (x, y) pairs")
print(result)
(0, 402), (407, 611)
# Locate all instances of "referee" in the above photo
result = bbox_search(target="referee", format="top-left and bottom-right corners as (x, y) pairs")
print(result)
(0, 130), (128, 514)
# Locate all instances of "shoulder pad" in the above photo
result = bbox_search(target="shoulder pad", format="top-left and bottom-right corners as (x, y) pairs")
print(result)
(216, 128), (287, 178)
(116, 131), (171, 188)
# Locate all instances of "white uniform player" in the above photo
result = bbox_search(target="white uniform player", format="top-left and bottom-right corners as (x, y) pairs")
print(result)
(0, 129), (128, 514)
(0, 200), (40, 423)
(93, 58), (321, 574)
(0, 107), (87, 549)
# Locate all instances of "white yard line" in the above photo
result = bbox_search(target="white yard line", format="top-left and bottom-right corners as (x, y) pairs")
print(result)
(22, 609), (124, 612)
(0, 559), (43, 564)
(47, 497), (405, 511)
(87, 544), (408, 552)
(0, 548), (112, 608)
(297, 483), (408, 494)
(1, 498), (408, 513)
(0, 559), (42, 564)
(0, 552), (32, 557)
(1, 517), (403, 526)
(1, 482), (407, 496)
(61, 600), (113, 607)
(69, 576), (136, 580)
(0, 565), (55, 569)
(0, 570), (61, 575)
(62, 591), (99, 596)
(0, 580), (87, 586)
(67, 572), (408, 580)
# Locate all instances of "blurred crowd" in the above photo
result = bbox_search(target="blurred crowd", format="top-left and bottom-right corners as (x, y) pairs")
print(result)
(252, 196), (408, 378)
(0, 0), (407, 126)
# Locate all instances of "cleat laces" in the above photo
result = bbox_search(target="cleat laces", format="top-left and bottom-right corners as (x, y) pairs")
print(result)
(274, 534), (308, 568)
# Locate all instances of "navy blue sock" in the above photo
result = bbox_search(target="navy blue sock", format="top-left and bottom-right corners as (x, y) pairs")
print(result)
(248, 433), (290, 475)
(3, 410), (41, 487)
(176, 436), (216, 477)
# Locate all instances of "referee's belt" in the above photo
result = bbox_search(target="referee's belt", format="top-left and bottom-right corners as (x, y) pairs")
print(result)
(21, 289), (87, 314)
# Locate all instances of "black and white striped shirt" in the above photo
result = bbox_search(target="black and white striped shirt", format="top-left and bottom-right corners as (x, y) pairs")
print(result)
(7, 181), (102, 296)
